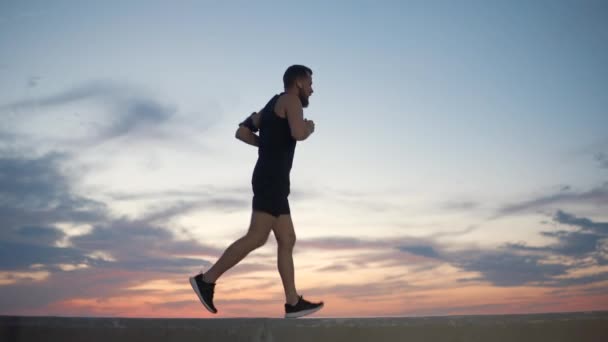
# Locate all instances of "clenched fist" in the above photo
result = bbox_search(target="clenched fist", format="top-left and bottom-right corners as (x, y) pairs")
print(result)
(305, 119), (315, 134)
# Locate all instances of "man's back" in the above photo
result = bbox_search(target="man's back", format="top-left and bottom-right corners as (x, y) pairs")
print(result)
(253, 93), (297, 198)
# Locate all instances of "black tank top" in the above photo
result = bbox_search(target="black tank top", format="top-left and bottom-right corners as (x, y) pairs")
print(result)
(252, 93), (297, 197)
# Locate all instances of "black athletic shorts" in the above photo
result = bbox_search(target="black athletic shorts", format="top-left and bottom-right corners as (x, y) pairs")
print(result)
(252, 194), (290, 217)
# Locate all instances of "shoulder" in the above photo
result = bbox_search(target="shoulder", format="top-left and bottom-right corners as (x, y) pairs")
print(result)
(276, 93), (302, 113)
(281, 93), (301, 105)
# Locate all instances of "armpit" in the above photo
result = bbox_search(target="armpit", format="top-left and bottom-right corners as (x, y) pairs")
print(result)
(239, 112), (259, 132)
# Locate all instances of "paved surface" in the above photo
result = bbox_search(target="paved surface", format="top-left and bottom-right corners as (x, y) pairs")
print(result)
(2, 311), (607, 341)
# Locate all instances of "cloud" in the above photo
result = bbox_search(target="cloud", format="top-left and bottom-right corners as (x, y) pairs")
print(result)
(12, 225), (66, 246)
(0, 268), (162, 312)
(3, 81), (142, 110)
(595, 152), (608, 169)
(0, 152), (108, 231)
(69, 218), (219, 273)
(2, 150), (607, 314)
(428, 225), (479, 239)
(495, 184), (608, 217)
(0, 240), (92, 270)
(427, 210), (607, 287)
(288, 209), (606, 288)
(307, 278), (411, 301)
(102, 186), (252, 224)
(554, 210), (608, 234)
(452, 249), (569, 286)
(506, 210), (608, 259)
(398, 245), (441, 259)
(27, 76), (41, 88)
(0, 151), (240, 314)
(297, 237), (387, 250)
(317, 264), (349, 272)
(0, 152), (220, 275)
(0, 81), (179, 145)
(441, 200), (478, 211)
(136, 197), (249, 224)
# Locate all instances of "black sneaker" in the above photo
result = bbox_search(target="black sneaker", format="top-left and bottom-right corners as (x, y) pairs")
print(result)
(284, 295), (324, 318)
(189, 273), (217, 314)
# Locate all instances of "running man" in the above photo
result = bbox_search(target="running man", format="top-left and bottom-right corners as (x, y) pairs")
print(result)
(190, 65), (324, 318)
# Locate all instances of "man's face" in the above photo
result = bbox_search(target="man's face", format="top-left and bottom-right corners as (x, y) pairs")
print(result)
(297, 74), (314, 108)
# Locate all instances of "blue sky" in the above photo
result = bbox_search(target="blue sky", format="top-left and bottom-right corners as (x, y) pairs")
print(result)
(1, 0), (607, 317)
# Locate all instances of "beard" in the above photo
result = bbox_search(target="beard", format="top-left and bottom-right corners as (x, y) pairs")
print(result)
(298, 91), (309, 108)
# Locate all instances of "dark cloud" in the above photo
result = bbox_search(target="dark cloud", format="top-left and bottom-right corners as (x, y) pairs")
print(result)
(0, 267), (160, 312)
(397, 245), (440, 259)
(106, 189), (216, 201)
(13, 225), (66, 246)
(102, 96), (175, 139)
(0, 130), (19, 143)
(429, 225), (479, 239)
(70, 218), (219, 272)
(452, 249), (569, 286)
(137, 197), (250, 224)
(0, 152), (72, 205)
(102, 186), (251, 225)
(542, 230), (602, 256)
(423, 210), (607, 287)
(495, 184), (608, 217)
(0, 152), (220, 276)
(0, 81), (177, 144)
(0, 240), (90, 270)
(0, 150), (238, 314)
(2, 147), (608, 313)
(27, 76), (40, 88)
(594, 152), (608, 169)
(297, 237), (387, 250)
(0, 152), (108, 232)
(554, 210), (608, 234)
(105, 185), (251, 201)
(317, 264), (349, 272)
(298, 210), (608, 288)
(505, 211), (608, 261)
(2, 81), (130, 109)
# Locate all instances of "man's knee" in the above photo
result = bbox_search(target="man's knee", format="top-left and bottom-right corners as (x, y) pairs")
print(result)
(245, 232), (269, 249)
(277, 232), (296, 249)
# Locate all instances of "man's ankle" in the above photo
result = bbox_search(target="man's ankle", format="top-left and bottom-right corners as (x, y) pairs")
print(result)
(286, 295), (299, 306)
(202, 273), (215, 284)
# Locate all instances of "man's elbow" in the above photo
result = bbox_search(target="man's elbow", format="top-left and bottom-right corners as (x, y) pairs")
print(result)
(291, 128), (310, 141)
(235, 126), (247, 140)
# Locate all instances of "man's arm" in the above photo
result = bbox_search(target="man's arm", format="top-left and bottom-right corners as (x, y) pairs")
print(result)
(235, 111), (262, 147)
(285, 94), (314, 141)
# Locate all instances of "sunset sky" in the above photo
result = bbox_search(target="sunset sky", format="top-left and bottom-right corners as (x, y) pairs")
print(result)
(1, 0), (607, 318)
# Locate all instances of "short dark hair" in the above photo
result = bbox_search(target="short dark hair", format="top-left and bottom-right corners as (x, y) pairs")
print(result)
(283, 65), (312, 89)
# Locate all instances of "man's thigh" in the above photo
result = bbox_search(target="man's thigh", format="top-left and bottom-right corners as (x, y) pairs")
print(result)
(272, 214), (296, 244)
(246, 210), (277, 240)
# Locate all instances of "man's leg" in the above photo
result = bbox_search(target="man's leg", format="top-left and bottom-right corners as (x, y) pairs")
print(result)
(204, 210), (276, 283)
(272, 214), (299, 305)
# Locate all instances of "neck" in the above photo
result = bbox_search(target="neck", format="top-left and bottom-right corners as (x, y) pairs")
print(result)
(284, 87), (299, 96)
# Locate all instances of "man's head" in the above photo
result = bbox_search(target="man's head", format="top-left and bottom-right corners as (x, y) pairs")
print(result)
(283, 65), (313, 107)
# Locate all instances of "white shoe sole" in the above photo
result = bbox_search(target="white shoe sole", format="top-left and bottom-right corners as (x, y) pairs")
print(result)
(284, 303), (324, 318)
(189, 276), (217, 314)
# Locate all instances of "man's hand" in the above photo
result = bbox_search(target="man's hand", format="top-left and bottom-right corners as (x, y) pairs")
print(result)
(305, 119), (315, 134)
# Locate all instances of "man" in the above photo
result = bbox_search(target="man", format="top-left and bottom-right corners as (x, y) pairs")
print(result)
(190, 65), (324, 318)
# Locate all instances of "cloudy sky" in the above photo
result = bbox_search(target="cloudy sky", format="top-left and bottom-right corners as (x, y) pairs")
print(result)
(1, 0), (607, 318)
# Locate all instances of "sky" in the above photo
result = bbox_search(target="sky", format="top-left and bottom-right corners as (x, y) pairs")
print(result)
(1, 0), (607, 318)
